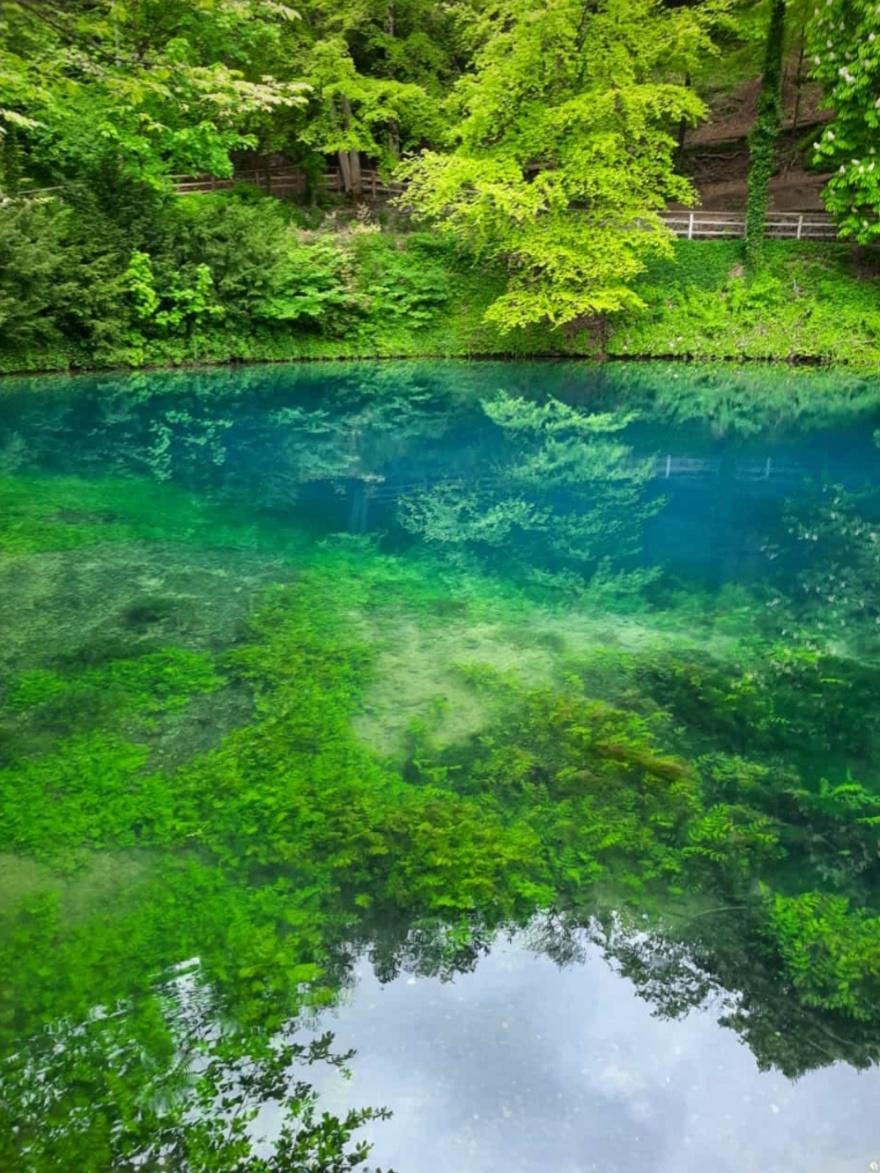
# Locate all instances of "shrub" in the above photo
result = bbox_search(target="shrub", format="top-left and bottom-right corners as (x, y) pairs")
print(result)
(0, 198), (77, 350)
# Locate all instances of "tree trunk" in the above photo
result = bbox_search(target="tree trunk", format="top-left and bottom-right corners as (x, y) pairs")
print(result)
(338, 96), (362, 198)
(676, 73), (691, 160)
(745, 0), (787, 269)
(388, 120), (401, 161)
(348, 145), (362, 197)
(791, 13), (807, 131)
(337, 148), (353, 193)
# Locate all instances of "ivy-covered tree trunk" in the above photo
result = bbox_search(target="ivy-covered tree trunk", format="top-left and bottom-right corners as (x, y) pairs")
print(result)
(745, 0), (787, 269)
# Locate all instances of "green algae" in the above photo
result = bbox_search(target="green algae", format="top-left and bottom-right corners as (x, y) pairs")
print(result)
(1, 363), (880, 1166)
(10, 648), (223, 717)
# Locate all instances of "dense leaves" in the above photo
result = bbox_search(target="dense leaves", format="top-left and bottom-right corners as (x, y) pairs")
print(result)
(810, 0), (880, 243)
(0, 0), (877, 362)
(399, 0), (712, 329)
(0, 0), (307, 188)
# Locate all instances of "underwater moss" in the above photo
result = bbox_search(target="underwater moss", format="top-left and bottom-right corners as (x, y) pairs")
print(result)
(2, 365), (880, 1166)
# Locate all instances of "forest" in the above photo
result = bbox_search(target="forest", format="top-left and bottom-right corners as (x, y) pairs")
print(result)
(0, 0), (879, 371)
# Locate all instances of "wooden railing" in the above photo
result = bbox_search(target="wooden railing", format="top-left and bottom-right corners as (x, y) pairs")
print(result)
(170, 166), (407, 198)
(659, 208), (837, 241)
(173, 171), (839, 240)
(171, 168), (307, 196)
(12, 167), (840, 242)
(324, 169), (408, 197)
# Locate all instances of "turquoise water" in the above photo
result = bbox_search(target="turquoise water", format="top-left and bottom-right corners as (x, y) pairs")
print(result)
(1, 361), (879, 1170)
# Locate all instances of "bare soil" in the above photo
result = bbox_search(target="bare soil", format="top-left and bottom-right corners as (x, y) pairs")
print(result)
(682, 63), (833, 211)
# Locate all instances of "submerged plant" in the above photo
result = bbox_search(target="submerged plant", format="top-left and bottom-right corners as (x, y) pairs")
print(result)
(2, 367), (880, 1165)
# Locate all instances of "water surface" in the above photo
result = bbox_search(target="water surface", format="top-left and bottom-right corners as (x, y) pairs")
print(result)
(1, 361), (879, 1170)
(302, 937), (878, 1173)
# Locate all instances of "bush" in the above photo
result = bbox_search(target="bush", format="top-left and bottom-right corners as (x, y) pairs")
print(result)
(2, 196), (879, 370)
(0, 198), (77, 350)
(351, 231), (454, 328)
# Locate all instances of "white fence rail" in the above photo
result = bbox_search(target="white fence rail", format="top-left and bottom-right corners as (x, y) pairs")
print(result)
(659, 209), (837, 241)
(349, 456), (815, 505)
(176, 175), (836, 240)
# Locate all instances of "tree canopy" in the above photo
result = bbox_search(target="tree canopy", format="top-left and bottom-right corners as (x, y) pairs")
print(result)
(0, 0), (875, 349)
(0, 0), (308, 188)
(398, 0), (716, 330)
(809, 0), (880, 243)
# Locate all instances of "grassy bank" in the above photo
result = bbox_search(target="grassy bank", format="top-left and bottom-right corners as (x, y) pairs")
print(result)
(2, 193), (878, 375)
(609, 241), (880, 365)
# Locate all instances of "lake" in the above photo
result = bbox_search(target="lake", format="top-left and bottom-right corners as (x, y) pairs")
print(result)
(1, 361), (879, 1171)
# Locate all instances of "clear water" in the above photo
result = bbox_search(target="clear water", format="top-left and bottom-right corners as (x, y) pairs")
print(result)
(299, 938), (879, 1173)
(1, 361), (879, 1171)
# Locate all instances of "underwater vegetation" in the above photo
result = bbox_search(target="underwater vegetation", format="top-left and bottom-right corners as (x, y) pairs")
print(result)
(1, 361), (880, 1167)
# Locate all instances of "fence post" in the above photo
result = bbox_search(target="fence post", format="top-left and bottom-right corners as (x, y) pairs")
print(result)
(796, 213), (803, 241)
(687, 211), (695, 240)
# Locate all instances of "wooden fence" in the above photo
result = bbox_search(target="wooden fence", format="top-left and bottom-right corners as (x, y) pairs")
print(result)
(169, 166), (407, 199)
(171, 168), (308, 197)
(173, 170), (839, 240)
(14, 166), (840, 241)
(659, 208), (837, 241)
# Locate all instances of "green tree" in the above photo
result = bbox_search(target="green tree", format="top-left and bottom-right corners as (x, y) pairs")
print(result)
(399, 0), (715, 332)
(0, 195), (76, 348)
(288, 0), (454, 195)
(810, 0), (880, 242)
(297, 36), (431, 194)
(0, 0), (308, 190)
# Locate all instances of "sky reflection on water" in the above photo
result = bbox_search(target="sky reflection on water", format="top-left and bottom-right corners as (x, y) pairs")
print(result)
(308, 937), (880, 1173)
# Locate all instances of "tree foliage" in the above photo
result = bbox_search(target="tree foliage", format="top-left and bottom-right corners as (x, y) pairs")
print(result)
(399, 0), (715, 330)
(0, 0), (308, 189)
(809, 0), (880, 242)
(0, 0), (874, 356)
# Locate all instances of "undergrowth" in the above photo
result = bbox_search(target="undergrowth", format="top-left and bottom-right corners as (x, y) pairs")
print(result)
(1, 190), (878, 373)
